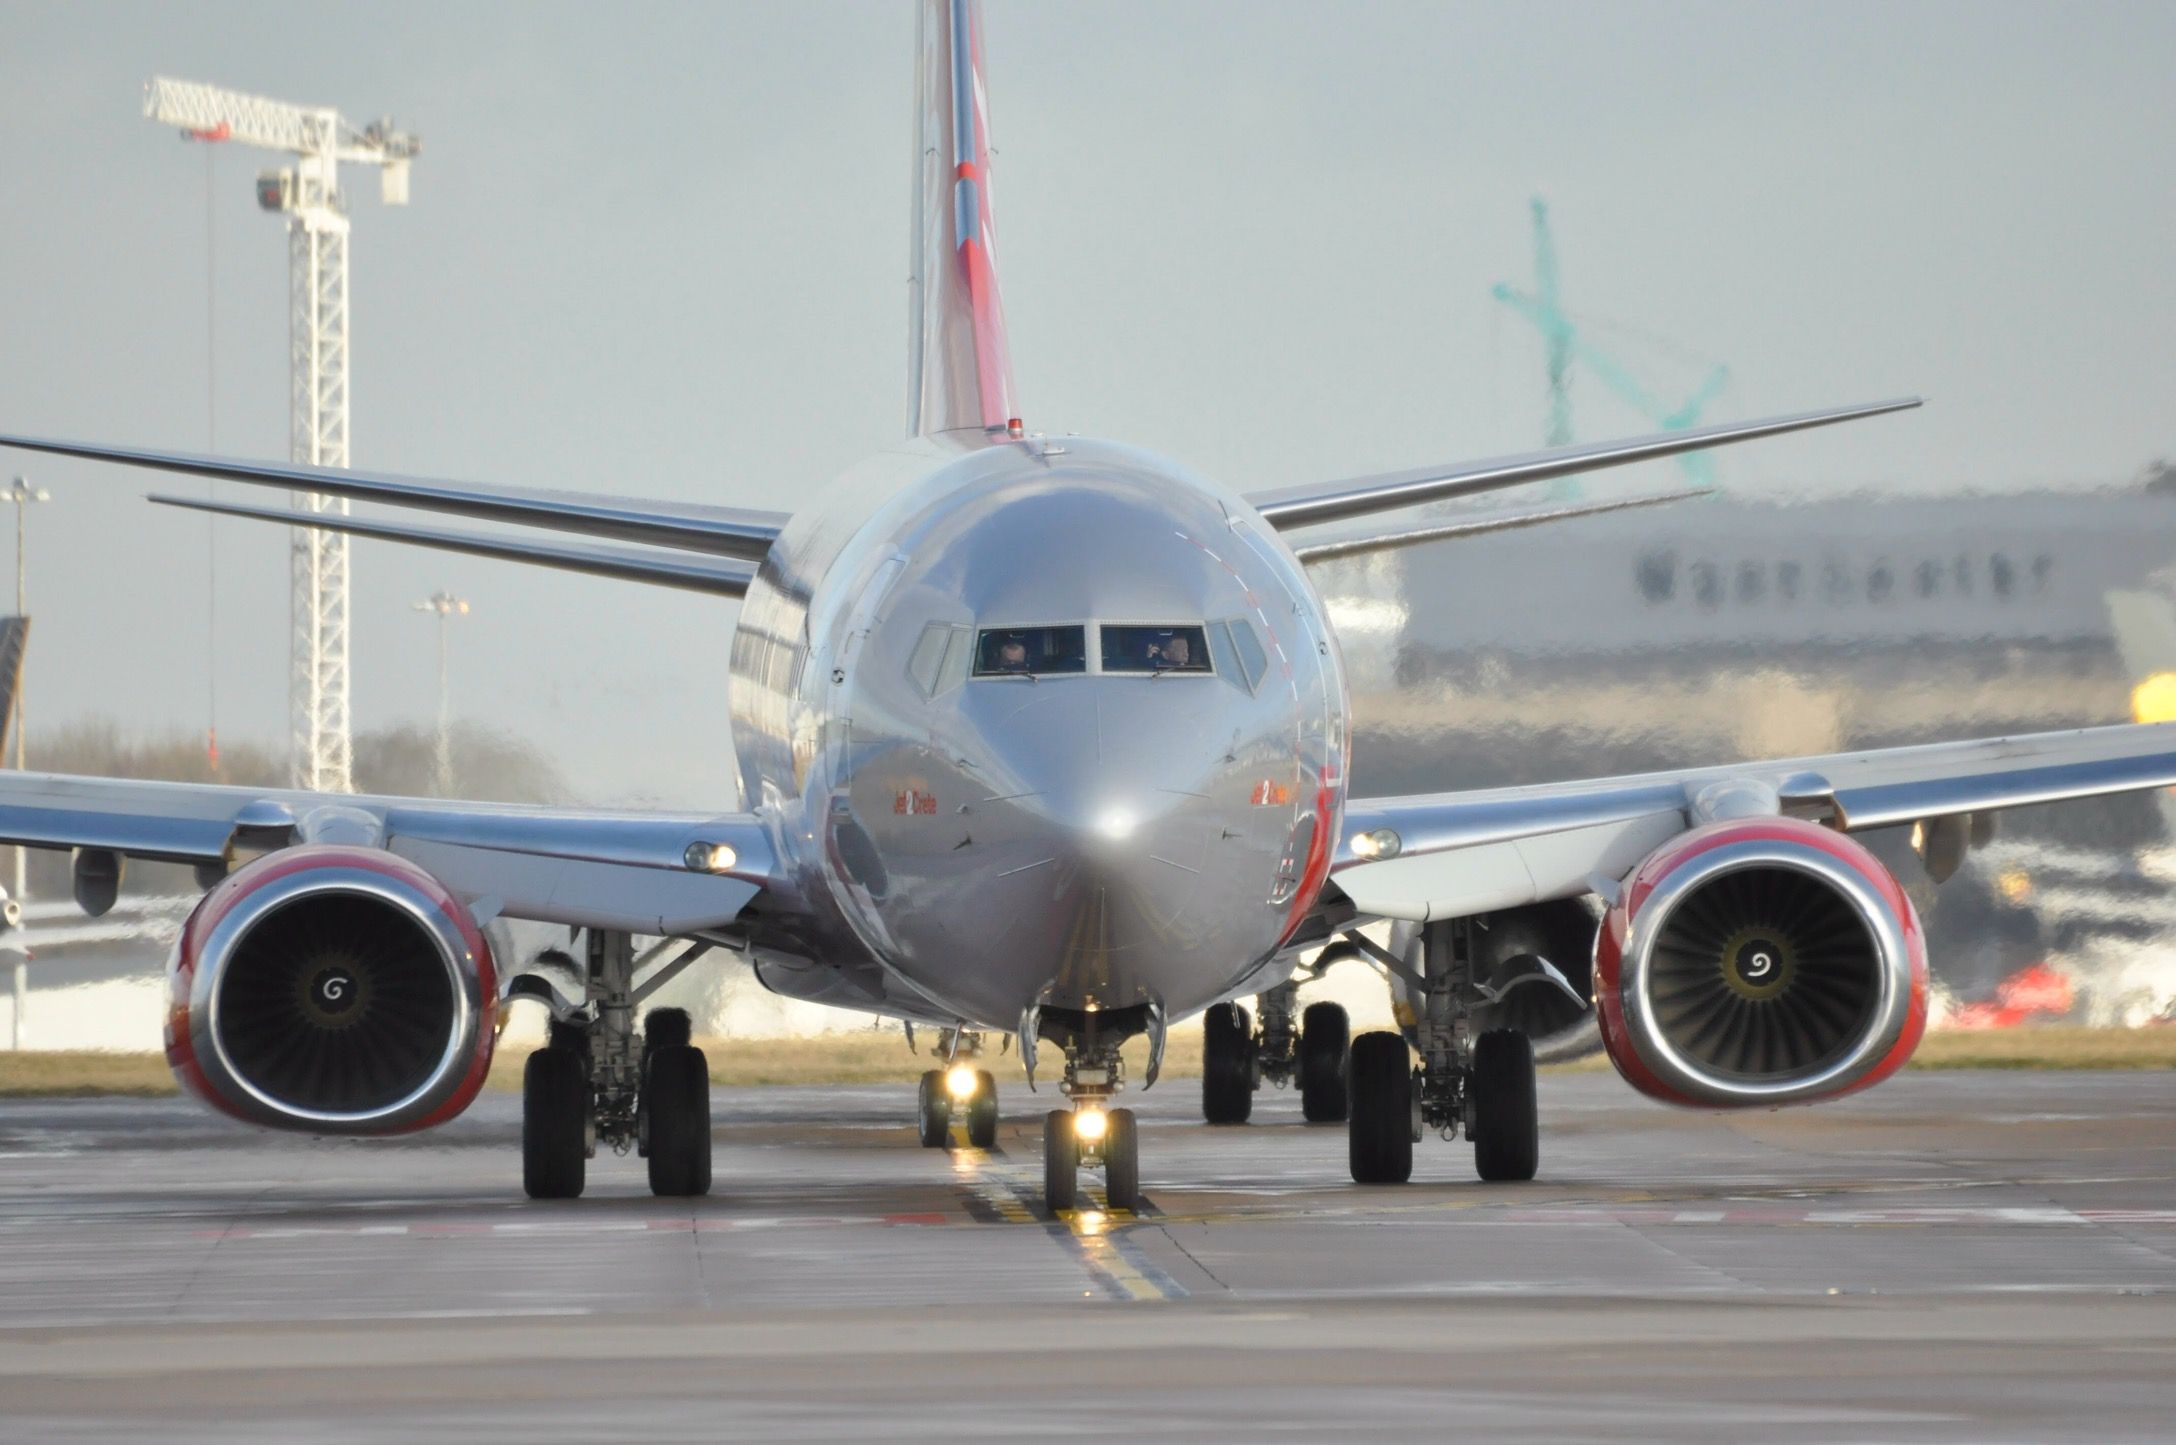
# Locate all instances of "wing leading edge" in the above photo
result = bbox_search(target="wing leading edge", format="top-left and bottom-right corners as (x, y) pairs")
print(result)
(153, 493), (760, 598)
(0, 770), (774, 937)
(1331, 721), (2176, 923)
(0, 433), (789, 563)
(1247, 397), (1920, 532)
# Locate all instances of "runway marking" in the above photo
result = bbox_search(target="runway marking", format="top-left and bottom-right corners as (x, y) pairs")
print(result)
(949, 1146), (1187, 1301)
(164, 1202), (2176, 1244)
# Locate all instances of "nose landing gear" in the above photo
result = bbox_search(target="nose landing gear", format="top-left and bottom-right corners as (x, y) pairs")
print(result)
(1041, 1043), (1141, 1213)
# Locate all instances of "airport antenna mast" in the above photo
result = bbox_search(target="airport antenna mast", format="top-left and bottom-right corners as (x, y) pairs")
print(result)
(1492, 197), (1729, 498)
(144, 77), (419, 792)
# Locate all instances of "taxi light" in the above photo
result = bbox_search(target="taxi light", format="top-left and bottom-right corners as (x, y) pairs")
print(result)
(1074, 1108), (1109, 1142)
(1350, 827), (1402, 861)
(684, 841), (738, 874)
(945, 1065), (979, 1100)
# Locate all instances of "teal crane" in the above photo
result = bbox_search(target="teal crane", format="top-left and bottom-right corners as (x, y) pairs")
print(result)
(1492, 197), (1730, 497)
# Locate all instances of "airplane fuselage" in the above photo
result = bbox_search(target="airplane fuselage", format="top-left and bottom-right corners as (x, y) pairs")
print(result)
(729, 435), (1350, 1031)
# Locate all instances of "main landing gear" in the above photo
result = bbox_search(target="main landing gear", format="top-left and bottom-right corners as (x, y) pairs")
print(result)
(1348, 917), (1542, 1186)
(517, 929), (715, 1199)
(1201, 982), (1350, 1125)
(915, 1028), (999, 1149)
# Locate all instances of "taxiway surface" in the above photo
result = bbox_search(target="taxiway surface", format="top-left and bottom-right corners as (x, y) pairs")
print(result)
(1, 1070), (2172, 1440)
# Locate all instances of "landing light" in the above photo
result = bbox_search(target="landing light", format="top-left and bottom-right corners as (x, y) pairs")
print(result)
(1350, 828), (1402, 861)
(1095, 809), (1136, 841)
(684, 841), (738, 874)
(1074, 1108), (1109, 1142)
(945, 1065), (978, 1100)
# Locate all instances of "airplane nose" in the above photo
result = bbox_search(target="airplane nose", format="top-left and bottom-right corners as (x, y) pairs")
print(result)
(978, 688), (1213, 875)
(858, 675), (1294, 1023)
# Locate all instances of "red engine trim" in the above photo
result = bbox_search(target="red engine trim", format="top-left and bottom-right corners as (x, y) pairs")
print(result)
(165, 845), (497, 1133)
(1594, 816), (1926, 1108)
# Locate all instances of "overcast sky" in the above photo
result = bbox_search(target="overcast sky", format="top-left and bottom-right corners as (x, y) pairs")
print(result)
(1, 1), (2171, 805)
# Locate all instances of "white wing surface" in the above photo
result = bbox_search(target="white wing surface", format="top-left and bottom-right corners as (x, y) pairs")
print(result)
(0, 771), (773, 936)
(1332, 722), (2176, 923)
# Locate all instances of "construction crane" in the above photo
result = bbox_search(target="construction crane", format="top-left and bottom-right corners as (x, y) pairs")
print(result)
(144, 77), (420, 792)
(1493, 197), (1729, 497)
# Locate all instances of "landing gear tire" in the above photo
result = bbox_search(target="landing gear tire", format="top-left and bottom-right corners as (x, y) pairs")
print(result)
(1298, 1001), (1351, 1124)
(1471, 1029), (1539, 1183)
(1348, 1031), (1414, 1185)
(1043, 1109), (1080, 1213)
(636, 1008), (692, 1158)
(965, 1069), (999, 1149)
(1104, 1107), (1141, 1211)
(645, 1044), (713, 1197)
(1201, 1002), (1255, 1125)
(916, 1069), (951, 1148)
(643, 1006), (692, 1053)
(522, 1045), (588, 1200)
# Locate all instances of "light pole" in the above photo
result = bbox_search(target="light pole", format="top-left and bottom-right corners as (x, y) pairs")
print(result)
(413, 591), (468, 795)
(5, 476), (50, 1051)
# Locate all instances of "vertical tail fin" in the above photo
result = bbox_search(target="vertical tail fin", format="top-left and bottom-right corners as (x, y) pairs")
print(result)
(908, 0), (1020, 440)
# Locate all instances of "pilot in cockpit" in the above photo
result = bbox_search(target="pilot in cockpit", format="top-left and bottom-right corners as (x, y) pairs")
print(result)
(1151, 633), (1202, 671)
(994, 637), (1031, 672)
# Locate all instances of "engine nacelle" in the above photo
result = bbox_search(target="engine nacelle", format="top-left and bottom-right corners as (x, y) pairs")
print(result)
(1596, 816), (1926, 1108)
(165, 845), (497, 1134)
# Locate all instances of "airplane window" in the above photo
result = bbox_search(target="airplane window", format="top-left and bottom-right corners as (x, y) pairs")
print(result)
(1102, 624), (1213, 674)
(935, 624), (974, 691)
(1636, 550), (1677, 603)
(1227, 618), (1268, 691)
(973, 625), (1086, 676)
(1207, 621), (1244, 691)
(906, 624), (952, 695)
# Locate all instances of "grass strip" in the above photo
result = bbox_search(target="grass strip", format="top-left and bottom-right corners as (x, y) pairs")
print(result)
(2, 1026), (2169, 1099)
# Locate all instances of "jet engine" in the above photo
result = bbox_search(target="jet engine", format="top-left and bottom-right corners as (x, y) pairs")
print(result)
(165, 845), (498, 1134)
(1470, 897), (1602, 1064)
(1595, 817), (1926, 1108)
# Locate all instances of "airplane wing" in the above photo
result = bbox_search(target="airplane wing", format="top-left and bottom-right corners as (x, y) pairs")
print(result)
(1247, 398), (1918, 531)
(0, 770), (774, 937)
(1330, 721), (2176, 923)
(0, 433), (790, 562)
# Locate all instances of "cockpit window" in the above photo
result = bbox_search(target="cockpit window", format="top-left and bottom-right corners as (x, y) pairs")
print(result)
(974, 625), (1087, 676)
(907, 623), (953, 695)
(1100, 624), (1213, 674)
(1226, 617), (1269, 691)
(907, 622), (975, 696)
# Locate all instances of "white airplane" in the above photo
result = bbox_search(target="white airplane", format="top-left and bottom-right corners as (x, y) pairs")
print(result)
(6, 0), (2176, 1211)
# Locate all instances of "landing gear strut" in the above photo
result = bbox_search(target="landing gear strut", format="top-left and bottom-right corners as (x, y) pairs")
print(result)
(1201, 983), (1350, 1125)
(1348, 917), (1539, 1184)
(914, 1029), (999, 1149)
(517, 929), (714, 1199)
(1041, 1039), (1141, 1213)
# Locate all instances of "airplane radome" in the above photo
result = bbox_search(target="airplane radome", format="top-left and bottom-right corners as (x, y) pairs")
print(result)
(7, 0), (2176, 1213)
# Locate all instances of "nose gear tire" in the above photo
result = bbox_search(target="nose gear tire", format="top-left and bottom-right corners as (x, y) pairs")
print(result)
(645, 1044), (713, 1196)
(522, 1045), (588, 1200)
(966, 1069), (999, 1148)
(1471, 1029), (1539, 1182)
(1348, 1031), (1414, 1184)
(1043, 1109), (1080, 1213)
(917, 1069), (951, 1147)
(1201, 1002), (1256, 1125)
(1104, 1107), (1141, 1210)
(1298, 1001), (1351, 1123)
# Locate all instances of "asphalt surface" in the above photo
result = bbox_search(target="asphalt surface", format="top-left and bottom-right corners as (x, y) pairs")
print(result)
(1, 1070), (2173, 1441)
